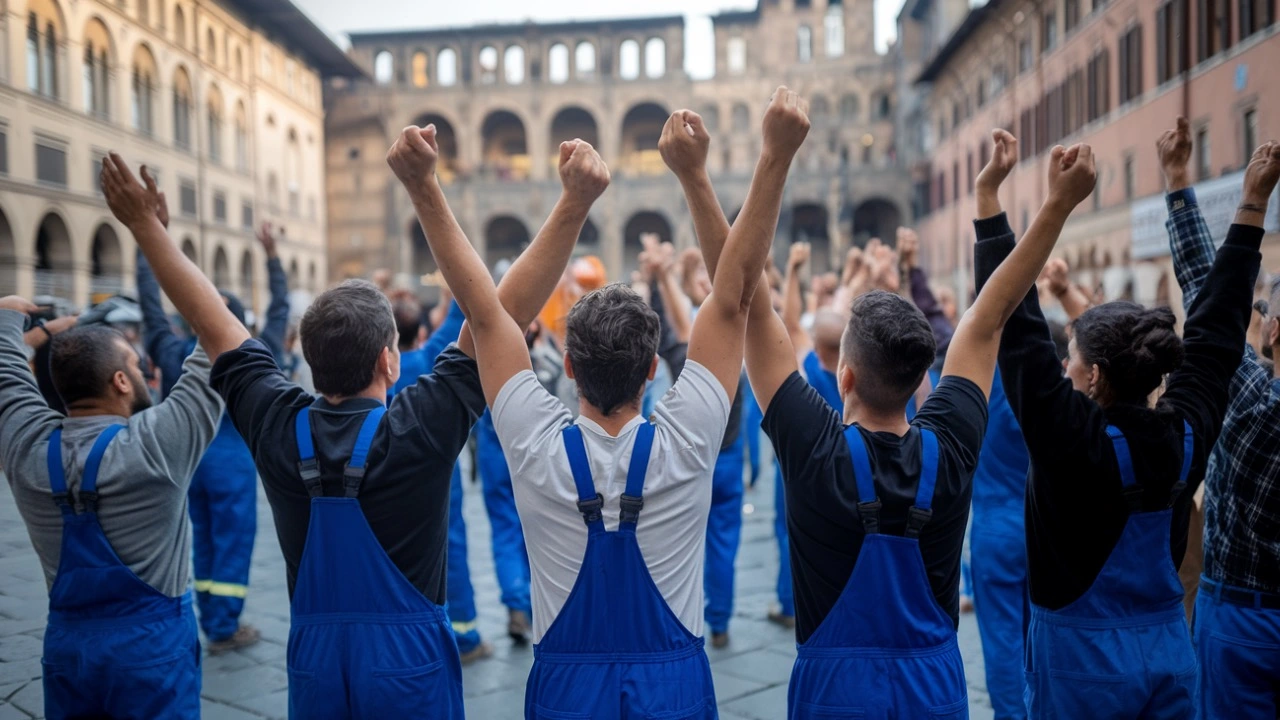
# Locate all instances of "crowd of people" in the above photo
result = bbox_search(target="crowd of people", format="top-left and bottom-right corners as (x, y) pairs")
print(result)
(0, 86), (1277, 720)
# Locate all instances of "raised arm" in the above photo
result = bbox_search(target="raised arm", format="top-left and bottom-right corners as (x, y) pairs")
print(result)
(1041, 258), (1092, 321)
(946, 131), (1097, 397)
(132, 187), (188, 398)
(0, 298), (61, 471)
(899, 227), (955, 348)
(782, 242), (813, 355)
(389, 125), (608, 406)
(692, 89), (808, 399)
(645, 237), (693, 344)
(257, 223), (291, 367)
(101, 154), (249, 358)
(659, 110), (733, 279)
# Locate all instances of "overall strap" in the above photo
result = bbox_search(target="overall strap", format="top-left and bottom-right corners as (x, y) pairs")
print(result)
(47, 428), (71, 515)
(1169, 420), (1195, 509)
(295, 407), (322, 498)
(1106, 425), (1143, 512)
(343, 406), (387, 498)
(79, 425), (124, 513)
(562, 426), (604, 532)
(843, 425), (881, 534)
(619, 423), (655, 527)
(905, 428), (940, 539)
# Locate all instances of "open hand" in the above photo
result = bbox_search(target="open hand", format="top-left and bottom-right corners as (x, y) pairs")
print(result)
(659, 110), (711, 179)
(1242, 141), (1280, 206)
(1156, 117), (1193, 191)
(976, 129), (1018, 194)
(762, 87), (810, 161)
(559, 139), (610, 205)
(256, 222), (277, 257)
(139, 166), (170, 229)
(897, 227), (919, 270)
(1047, 143), (1096, 209)
(387, 125), (439, 195)
(101, 153), (158, 230)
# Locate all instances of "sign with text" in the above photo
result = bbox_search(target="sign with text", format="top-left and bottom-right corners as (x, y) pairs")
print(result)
(1130, 170), (1279, 260)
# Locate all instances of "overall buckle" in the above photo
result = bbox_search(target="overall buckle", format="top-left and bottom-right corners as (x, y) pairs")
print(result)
(78, 491), (100, 513)
(342, 465), (366, 498)
(856, 500), (881, 534)
(577, 494), (605, 524)
(619, 494), (644, 524)
(905, 506), (933, 539)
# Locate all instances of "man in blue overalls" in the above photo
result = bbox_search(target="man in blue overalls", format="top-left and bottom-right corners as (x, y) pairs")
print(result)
(0, 288), (224, 717)
(420, 98), (806, 717)
(388, 291), (497, 661)
(109, 138), (590, 716)
(135, 218), (288, 653)
(743, 129), (1087, 717)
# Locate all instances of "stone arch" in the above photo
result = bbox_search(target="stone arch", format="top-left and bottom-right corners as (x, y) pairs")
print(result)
(789, 203), (831, 274)
(90, 223), (124, 296)
(484, 215), (531, 269)
(212, 245), (231, 289)
(620, 102), (668, 175)
(34, 211), (74, 298)
(480, 109), (529, 180)
(852, 198), (903, 245)
(180, 236), (199, 267)
(623, 211), (672, 277)
(411, 112), (460, 180)
(0, 207), (16, 296)
(549, 106), (600, 166)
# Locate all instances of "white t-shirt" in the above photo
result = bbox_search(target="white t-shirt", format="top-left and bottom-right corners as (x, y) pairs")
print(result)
(492, 361), (731, 642)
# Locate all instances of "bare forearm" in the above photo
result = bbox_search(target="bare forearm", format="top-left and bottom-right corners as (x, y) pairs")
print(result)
(657, 271), (692, 342)
(783, 263), (803, 334)
(712, 154), (790, 312)
(744, 275), (798, 412)
(129, 215), (248, 356)
(976, 183), (1003, 220)
(410, 181), (502, 327)
(972, 199), (1072, 330)
(502, 193), (591, 330)
(679, 170), (731, 277)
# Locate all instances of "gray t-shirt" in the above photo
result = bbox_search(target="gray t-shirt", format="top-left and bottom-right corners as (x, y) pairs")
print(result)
(0, 310), (224, 597)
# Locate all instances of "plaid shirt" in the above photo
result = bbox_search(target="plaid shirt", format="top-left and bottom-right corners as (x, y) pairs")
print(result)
(1167, 188), (1280, 593)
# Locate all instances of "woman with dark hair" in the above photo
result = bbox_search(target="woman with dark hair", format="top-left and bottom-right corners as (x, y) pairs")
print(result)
(973, 135), (1280, 719)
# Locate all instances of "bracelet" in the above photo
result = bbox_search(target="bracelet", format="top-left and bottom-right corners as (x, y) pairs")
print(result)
(1238, 202), (1268, 214)
(36, 320), (52, 339)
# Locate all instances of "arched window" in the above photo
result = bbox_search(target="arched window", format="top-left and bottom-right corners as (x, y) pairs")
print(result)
(132, 45), (160, 136)
(575, 41), (596, 77)
(205, 27), (216, 65)
(82, 18), (112, 118)
(548, 43), (569, 83)
(173, 5), (186, 48)
(138, 0), (150, 25)
(840, 93), (860, 121)
(286, 129), (302, 216)
(797, 25), (813, 63)
(234, 46), (243, 81)
(644, 38), (665, 78)
(702, 105), (720, 131)
(437, 48), (457, 86)
(412, 51), (429, 87)
(479, 45), (498, 84)
(172, 65), (193, 149)
(732, 103), (749, 131)
(373, 50), (393, 85)
(619, 40), (640, 80)
(26, 1), (63, 99)
(503, 45), (525, 84)
(206, 84), (223, 164)
(825, 6), (845, 57)
(234, 101), (248, 171)
(727, 36), (746, 75)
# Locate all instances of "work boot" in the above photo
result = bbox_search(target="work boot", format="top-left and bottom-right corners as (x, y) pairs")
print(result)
(206, 624), (261, 655)
(767, 608), (796, 629)
(710, 631), (730, 649)
(459, 641), (494, 665)
(508, 609), (532, 646)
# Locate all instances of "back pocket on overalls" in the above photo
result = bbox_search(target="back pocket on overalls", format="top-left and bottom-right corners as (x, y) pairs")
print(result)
(365, 659), (447, 714)
(530, 706), (592, 720)
(795, 702), (868, 718)
(644, 696), (715, 719)
(927, 697), (969, 719)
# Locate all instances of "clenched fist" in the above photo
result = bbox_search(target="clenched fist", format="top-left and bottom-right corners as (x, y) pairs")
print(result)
(788, 241), (811, 270)
(976, 129), (1018, 194)
(762, 87), (810, 161)
(660, 110), (711, 179)
(1047, 143), (1096, 210)
(558, 139), (610, 205)
(0, 296), (39, 315)
(1042, 258), (1071, 296)
(1242, 141), (1280, 207)
(387, 124), (439, 195)
(1157, 117), (1193, 192)
(896, 227), (919, 271)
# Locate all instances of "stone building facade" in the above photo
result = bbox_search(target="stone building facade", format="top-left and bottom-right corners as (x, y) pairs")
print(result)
(0, 0), (360, 312)
(325, 0), (911, 286)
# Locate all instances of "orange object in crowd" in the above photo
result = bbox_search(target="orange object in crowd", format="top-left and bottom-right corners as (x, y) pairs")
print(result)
(539, 256), (606, 338)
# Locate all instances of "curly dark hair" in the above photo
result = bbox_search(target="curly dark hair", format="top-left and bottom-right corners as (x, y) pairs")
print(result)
(1072, 301), (1184, 405)
(565, 283), (661, 416)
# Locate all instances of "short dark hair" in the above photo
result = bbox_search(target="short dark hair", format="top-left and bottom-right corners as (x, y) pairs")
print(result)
(388, 290), (422, 351)
(565, 283), (660, 416)
(300, 280), (397, 396)
(51, 325), (132, 406)
(1073, 301), (1184, 404)
(841, 290), (937, 413)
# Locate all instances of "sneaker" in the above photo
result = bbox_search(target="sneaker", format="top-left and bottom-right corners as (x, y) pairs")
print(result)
(710, 632), (730, 649)
(206, 625), (261, 655)
(459, 641), (494, 665)
(767, 609), (796, 629)
(508, 609), (532, 646)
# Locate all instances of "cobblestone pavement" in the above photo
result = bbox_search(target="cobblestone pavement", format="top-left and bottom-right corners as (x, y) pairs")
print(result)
(0, 451), (994, 719)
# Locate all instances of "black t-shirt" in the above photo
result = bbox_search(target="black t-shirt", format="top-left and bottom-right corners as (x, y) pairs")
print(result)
(762, 372), (988, 643)
(209, 339), (485, 602)
(972, 213), (1261, 610)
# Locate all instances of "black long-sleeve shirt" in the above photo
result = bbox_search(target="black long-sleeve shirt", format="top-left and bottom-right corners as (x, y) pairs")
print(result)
(972, 212), (1261, 610)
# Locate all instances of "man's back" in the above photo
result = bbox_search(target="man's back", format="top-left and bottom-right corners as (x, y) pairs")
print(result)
(491, 359), (730, 640)
(761, 372), (987, 642)
(209, 339), (485, 599)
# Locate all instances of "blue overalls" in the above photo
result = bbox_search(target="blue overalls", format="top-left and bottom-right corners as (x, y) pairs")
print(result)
(526, 424), (718, 719)
(288, 406), (464, 718)
(476, 409), (533, 619)
(41, 426), (202, 719)
(788, 426), (968, 720)
(1024, 423), (1197, 719)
